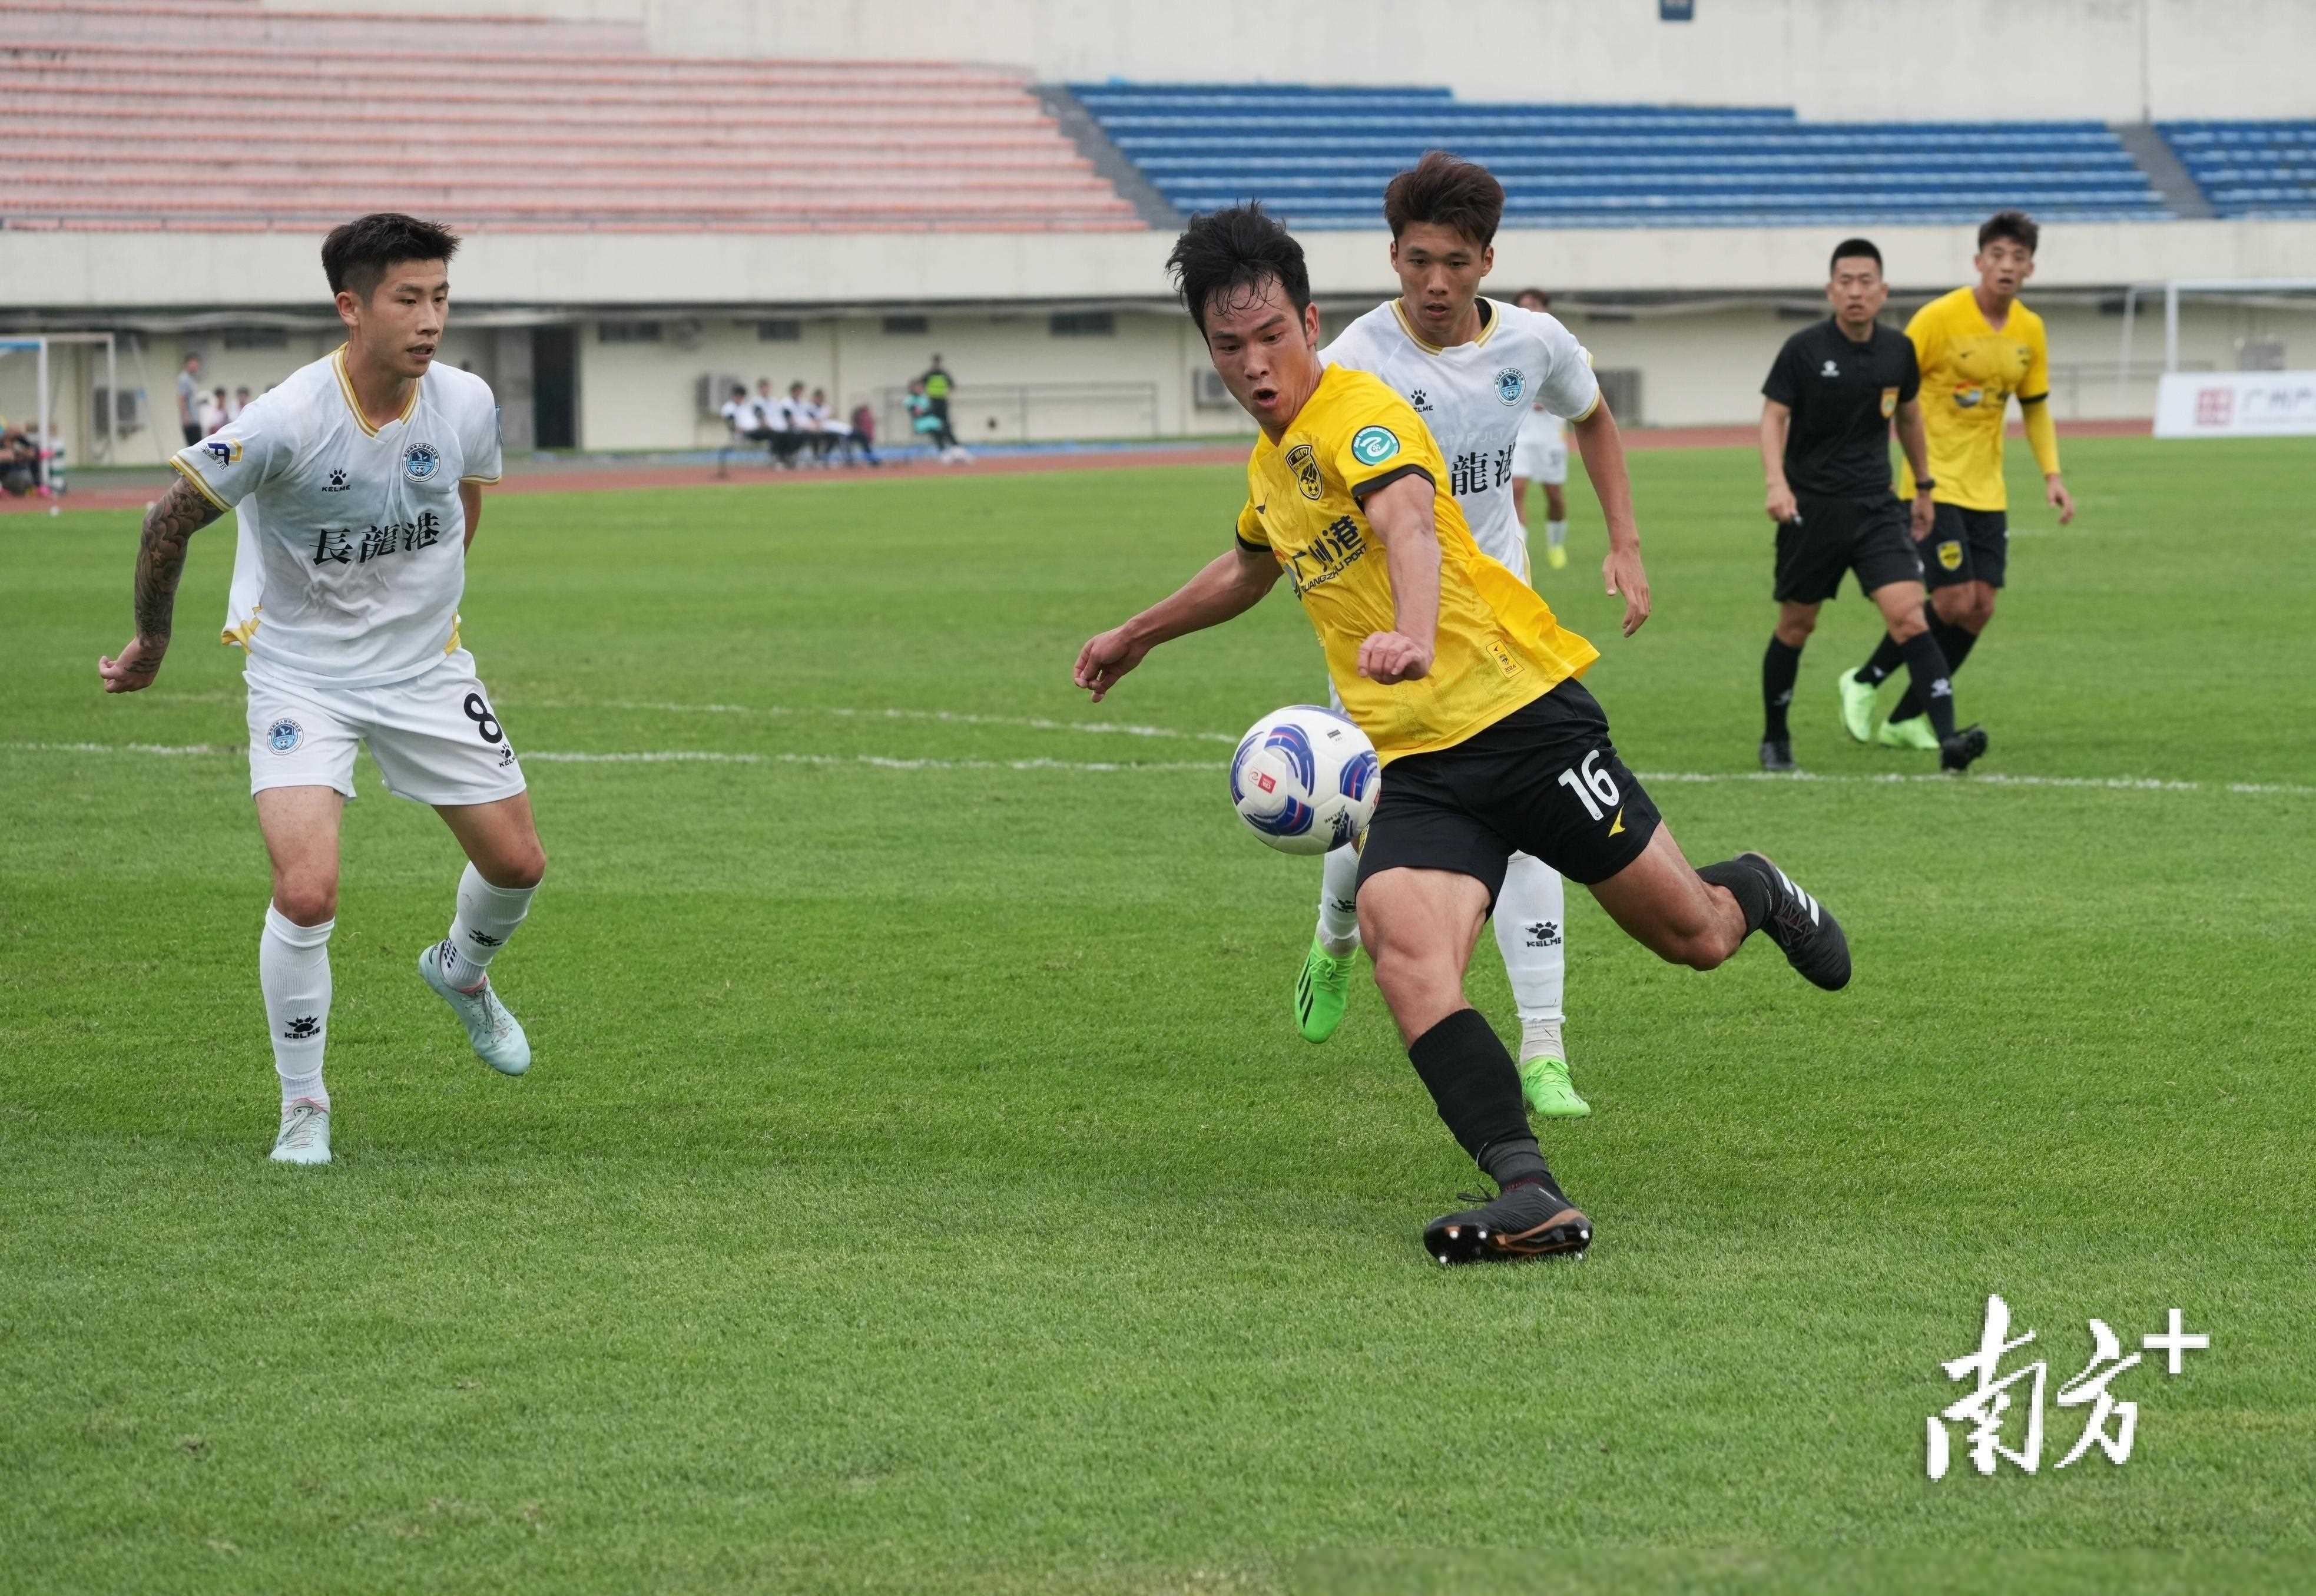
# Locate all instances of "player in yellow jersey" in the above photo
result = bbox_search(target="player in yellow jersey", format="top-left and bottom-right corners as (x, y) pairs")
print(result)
(1837, 210), (2077, 747)
(1072, 205), (1853, 1265)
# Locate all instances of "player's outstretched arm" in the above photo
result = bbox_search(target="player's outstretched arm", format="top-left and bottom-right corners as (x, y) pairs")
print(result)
(1357, 472), (1439, 684)
(100, 476), (222, 694)
(1073, 544), (1280, 703)
(1569, 398), (1651, 637)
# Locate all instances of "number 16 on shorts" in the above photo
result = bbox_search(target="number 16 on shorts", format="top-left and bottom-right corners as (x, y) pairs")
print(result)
(1556, 748), (1622, 823)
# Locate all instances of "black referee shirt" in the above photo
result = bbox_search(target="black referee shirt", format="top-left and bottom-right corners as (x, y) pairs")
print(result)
(1761, 318), (1920, 500)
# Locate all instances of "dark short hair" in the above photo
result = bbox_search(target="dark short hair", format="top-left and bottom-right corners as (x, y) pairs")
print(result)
(321, 213), (460, 300)
(1514, 287), (1551, 309)
(1830, 237), (1883, 275)
(1978, 210), (2039, 255)
(730, 383), (747, 396)
(1167, 204), (1311, 336)
(1383, 151), (1505, 247)
(182, 352), (200, 365)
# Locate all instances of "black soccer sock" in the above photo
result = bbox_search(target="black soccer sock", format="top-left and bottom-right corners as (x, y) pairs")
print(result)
(1697, 857), (1772, 936)
(1761, 637), (1803, 742)
(1407, 1007), (1555, 1192)
(1891, 618), (1979, 723)
(1897, 630), (1960, 740)
(1856, 626), (1909, 688)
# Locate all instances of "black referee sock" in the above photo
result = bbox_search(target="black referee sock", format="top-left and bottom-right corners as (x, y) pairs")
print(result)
(1406, 1008), (1554, 1191)
(1697, 857), (1772, 936)
(1891, 618), (1979, 724)
(1897, 630), (1960, 740)
(1761, 637), (1803, 742)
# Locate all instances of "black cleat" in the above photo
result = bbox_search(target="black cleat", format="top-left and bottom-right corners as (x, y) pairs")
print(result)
(1758, 738), (1795, 772)
(1424, 1181), (1593, 1265)
(1939, 724), (1990, 773)
(1737, 851), (1850, 991)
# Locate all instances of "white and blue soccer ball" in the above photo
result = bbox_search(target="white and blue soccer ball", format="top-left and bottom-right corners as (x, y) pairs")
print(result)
(1228, 704), (1380, 856)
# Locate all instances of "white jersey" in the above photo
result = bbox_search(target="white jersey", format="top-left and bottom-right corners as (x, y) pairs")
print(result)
(1321, 297), (1597, 572)
(171, 347), (502, 690)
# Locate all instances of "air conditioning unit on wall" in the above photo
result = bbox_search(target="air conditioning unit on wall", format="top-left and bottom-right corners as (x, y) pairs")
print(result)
(1193, 369), (1234, 409)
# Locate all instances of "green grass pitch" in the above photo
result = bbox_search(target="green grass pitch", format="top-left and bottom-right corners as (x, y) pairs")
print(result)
(2, 438), (2312, 1594)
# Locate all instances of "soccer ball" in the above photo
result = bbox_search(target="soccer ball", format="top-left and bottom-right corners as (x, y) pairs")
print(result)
(1228, 704), (1380, 855)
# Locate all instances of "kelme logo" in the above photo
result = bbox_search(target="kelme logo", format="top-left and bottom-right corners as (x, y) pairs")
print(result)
(1349, 426), (1400, 466)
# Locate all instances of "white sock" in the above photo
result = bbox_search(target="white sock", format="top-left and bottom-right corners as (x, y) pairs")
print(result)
(1492, 853), (1567, 1059)
(260, 905), (333, 1110)
(1546, 518), (1568, 549)
(1316, 844), (1362, 958)
(442, 863), (535, 991)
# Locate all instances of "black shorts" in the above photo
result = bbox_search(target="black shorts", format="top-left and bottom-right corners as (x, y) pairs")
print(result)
(1355, 680), (1664, 905)
(1774, 492), (1925, 604)
(1923, 503), (2008, 590)
(181, 421), (203, 447)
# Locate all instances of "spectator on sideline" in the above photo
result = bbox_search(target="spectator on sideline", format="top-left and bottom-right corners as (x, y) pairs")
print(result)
(807, 386), (862, 465)
(753, 378), (801, 467)
(176, 353), (204, 445)
(786, 380), (833, 464)
(198, 387), (228, 437)
(848, 398), (880, 466)
(1, 415), (39, 494)
(230, 386), (254, 422)
(717, 382), (772, 475)
(918, 353), (965, 455)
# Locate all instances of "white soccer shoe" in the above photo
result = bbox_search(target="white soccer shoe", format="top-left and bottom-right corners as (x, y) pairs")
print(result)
(419, 940), (532, 1075)
(269, 1099), (332, 1165)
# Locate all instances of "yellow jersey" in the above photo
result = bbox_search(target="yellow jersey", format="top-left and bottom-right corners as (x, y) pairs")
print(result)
(1898, 286), (2052, 511)
(1234, 366), (1599, 764)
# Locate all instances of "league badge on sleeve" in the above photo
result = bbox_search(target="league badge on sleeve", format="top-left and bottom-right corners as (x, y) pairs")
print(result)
(1350, 426), (1400, 467)
(204, 438), (243, 466)
(403, 441), (442, 481)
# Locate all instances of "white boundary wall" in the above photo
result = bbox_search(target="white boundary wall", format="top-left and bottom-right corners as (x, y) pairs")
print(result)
(264, 0), (2316, 121)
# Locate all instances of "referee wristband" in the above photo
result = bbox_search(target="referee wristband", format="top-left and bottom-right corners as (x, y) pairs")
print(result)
(1913, 477), (1935, 492)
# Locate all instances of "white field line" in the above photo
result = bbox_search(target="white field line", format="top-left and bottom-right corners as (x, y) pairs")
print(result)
(6, 740), (2312, 797)
(536, 700), (1240, 744)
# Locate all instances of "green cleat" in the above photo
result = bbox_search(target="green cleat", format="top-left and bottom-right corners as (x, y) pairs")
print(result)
(1293, 936), (1356, 1043)
(1835, 667), (1880, 744)
(1520, 1054), (1591, 1118)
(1877, 713), (1941, 751)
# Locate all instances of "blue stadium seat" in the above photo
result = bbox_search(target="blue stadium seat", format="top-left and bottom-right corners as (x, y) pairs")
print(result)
(2158, 121), (2316, 217)
(1070, 81), (2179, 227)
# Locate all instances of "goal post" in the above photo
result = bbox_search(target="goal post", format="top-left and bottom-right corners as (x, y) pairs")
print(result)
(2115, 278), (2316, 422)
(0, 332), (127, 491)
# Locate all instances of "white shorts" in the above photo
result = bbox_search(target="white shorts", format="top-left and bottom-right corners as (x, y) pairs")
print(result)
(1513, 419), (1567, 486)
(245, 649), (526, 807)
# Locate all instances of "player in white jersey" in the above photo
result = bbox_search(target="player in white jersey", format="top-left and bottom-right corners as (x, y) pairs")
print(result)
(1509, 287), (1572, 571)
(1293, 153), (1654, 1120)
(100, 214), (547, 1167)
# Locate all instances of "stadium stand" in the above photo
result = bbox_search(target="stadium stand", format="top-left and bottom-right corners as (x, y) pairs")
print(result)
(2158, 122), (2316, 219)
(1066, 82), (2179, 228)
(0, 0), (1140, 231)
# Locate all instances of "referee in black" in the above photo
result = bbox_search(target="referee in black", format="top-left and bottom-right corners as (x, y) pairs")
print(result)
(1757, 238), (1987, 773)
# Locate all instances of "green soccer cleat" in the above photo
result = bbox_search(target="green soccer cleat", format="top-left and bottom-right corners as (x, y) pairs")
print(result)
(1876, 713), (1941, 751)
(1293, 936), (1356, 1044)
(1835, 668), (1880, 744)
(1520, 1054), (1592, 1118)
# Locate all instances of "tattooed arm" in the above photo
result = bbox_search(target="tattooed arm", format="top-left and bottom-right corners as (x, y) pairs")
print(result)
(99, 476), (224, 694)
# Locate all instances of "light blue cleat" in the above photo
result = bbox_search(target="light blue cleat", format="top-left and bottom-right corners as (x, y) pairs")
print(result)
(419, 940), (531, 1075)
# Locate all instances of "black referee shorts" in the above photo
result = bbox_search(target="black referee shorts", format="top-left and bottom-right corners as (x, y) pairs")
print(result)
(1774, 492), (1926, 605)
(1923, 503), (2009, 590)
(1354, 680), (1664, 907)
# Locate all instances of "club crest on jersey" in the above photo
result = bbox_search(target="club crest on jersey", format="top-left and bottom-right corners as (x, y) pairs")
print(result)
(1349, 426), (1400, 467)
(1881, 386), (1900, 418)
(1954, 385), (1984, 409)
(403, 441), (442, 481)
(203, 438), (242, 466)
(1284, 442), (1324, 501)
(1494, 367), (1527, 405)
(266, 717), (303, 754)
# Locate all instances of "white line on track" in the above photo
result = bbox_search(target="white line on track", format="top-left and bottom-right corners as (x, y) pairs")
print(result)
(6, 740), (2311, 796)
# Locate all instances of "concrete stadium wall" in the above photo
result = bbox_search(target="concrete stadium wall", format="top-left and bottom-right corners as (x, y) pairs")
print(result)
(264, 0), (2316, 120)
(18, 293), (2315, 471)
